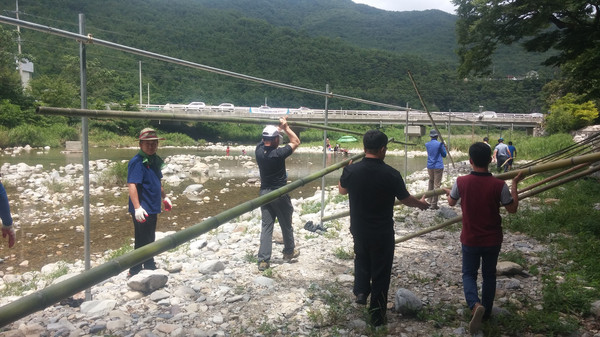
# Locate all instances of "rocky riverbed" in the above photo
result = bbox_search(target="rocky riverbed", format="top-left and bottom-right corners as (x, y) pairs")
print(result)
(0, 144), (599, 336)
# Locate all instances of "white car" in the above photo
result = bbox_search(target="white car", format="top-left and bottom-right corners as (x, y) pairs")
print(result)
(530, 113), (544, 118)
(295, 106), (312, 114)
(218, 103), (235, 112)
(258, 105), (272, 113)
(478, 111), (497, 119)
(185, 102), (206, 111)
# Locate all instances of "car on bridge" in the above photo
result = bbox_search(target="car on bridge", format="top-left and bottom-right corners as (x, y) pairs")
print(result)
(185, 102), (206, 111)
(218, 103), (235, 112)
(477, 111), (497, 119)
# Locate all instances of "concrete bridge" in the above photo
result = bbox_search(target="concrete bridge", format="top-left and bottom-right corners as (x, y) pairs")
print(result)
(141, 104), (544, 134)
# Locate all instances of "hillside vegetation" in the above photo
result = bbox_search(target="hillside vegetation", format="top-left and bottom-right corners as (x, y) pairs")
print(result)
(0, 0), (549, 115)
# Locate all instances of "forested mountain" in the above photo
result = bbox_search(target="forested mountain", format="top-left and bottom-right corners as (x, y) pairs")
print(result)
(0, 0), (550, 113)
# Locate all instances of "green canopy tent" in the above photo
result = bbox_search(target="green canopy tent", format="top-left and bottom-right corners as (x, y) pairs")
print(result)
(337, 135), (358, 143)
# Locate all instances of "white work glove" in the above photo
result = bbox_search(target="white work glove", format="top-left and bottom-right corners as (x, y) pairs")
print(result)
(163, 197), (172, 211)
(134, 207), (148, 223)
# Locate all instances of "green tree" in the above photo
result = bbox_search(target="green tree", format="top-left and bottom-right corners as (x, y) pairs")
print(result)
(453, 0), (600, 99)
(545, 93), (599, 134)
(0, 26), (27, 106)
(28, 75), (79, 108)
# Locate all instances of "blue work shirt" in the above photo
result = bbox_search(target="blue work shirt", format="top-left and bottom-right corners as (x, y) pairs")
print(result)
(127, 154), (163, 214)
(425, 139), (447, 169)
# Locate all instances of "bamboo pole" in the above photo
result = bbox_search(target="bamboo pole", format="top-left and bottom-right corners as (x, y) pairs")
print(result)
(407, 71), (455, 168)
(0, 151), (366, 327)
(395, 163), (600, 244)
(36, 107), (416, 146)
(518, 163), (589, 193)
(322, 151), (600, 222)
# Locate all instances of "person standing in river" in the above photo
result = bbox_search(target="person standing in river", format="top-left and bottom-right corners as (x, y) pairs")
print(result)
(445, 142), (523, 333)
(255, 116), (301, 271)
(338, 129), (429, 327)
(425, 129), (447, 210)
(127, 128), (172, 277)
(0, 180), (16, 248)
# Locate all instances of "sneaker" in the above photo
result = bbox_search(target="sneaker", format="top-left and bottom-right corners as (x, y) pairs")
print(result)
(283, 249), (300, 260)
(258, 261), (270, 271)
(469, 302), (485, 334)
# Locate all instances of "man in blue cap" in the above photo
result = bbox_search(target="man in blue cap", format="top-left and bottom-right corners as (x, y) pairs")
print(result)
(425, 129), (447, 209)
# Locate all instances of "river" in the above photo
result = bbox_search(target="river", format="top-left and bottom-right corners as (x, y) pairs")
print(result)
(0, 146), (429, 273)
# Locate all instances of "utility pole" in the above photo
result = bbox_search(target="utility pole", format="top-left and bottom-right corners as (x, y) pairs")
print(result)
(139, 61), (142, 105)
(16, 0), (23, 84)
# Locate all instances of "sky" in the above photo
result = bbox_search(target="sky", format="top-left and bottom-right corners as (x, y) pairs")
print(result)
(352, 0), (457, 14)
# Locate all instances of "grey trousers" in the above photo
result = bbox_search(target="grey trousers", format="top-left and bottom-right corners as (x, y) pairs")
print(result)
(257, 190), (295, 262)
(427, 168), (444, 208)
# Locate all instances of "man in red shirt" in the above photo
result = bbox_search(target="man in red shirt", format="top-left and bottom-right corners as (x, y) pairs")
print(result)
(445, 142), (523, 334)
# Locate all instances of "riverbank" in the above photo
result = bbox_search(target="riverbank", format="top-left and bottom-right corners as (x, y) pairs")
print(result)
(0, 144), (599, 336)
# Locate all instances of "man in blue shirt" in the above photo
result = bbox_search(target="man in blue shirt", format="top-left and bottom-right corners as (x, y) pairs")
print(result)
(0, 181), (15, 248)
(425, 129), (447, 210)
(507, 141), (517, 170)
(127, 128), (172, 277)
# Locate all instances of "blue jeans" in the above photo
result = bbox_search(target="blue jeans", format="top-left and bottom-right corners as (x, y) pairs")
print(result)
(462, 244), (501, 317)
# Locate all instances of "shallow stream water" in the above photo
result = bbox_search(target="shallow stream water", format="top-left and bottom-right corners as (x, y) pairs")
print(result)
(0, 146), (428, 273)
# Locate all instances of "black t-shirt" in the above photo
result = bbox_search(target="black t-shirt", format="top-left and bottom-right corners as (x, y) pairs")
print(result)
(339, 157), (410, 236)
(255, 141), (293, 189)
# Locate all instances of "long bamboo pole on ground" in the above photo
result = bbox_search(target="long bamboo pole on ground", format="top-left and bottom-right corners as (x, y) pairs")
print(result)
(395, 163), (600, 244)
(322, 152), (600, 223)
(36, 107), (416, 146)
(0, 151), (366, 327)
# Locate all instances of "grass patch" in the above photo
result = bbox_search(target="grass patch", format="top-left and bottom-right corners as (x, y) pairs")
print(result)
(499, 250), (527, 267)
(106, 243), (134, 260)
(300, 200), (322, 215)
(501, 176), (600, 335)
(98, 160), (129, 186)
(333, 246), (353, 260)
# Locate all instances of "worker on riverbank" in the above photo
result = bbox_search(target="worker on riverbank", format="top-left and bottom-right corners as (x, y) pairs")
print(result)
(425, 129), (447, 210)
(338, 129), (429, 327)
(0, 181), (15, 248)
(445, 142), (524, 333)
(127, 128), (172, 277)
(255, 116), (301, 271)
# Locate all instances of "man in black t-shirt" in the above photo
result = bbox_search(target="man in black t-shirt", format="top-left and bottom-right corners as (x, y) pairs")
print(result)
(338, 129), (429, 327)
(255, 117), (301, 271)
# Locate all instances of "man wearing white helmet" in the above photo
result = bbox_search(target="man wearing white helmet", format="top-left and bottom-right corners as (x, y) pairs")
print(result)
(255, 116), (301, 271)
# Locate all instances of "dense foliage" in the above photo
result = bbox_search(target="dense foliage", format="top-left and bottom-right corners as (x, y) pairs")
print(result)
(453, 0), (600, 102)
(0, 0), (590, 144)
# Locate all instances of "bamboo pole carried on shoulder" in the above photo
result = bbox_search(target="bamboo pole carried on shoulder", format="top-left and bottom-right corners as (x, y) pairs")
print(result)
(322, 152), (600, 223)
(407, 71), (455, 168)
(395, 162), (600, 244)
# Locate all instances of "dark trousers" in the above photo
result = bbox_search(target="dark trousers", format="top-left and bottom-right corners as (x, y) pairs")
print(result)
(462, 244), (501, 317)
(257, 191), (295, 262)
(129, 213), (157, 275)
(353, 232), (395, 326)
